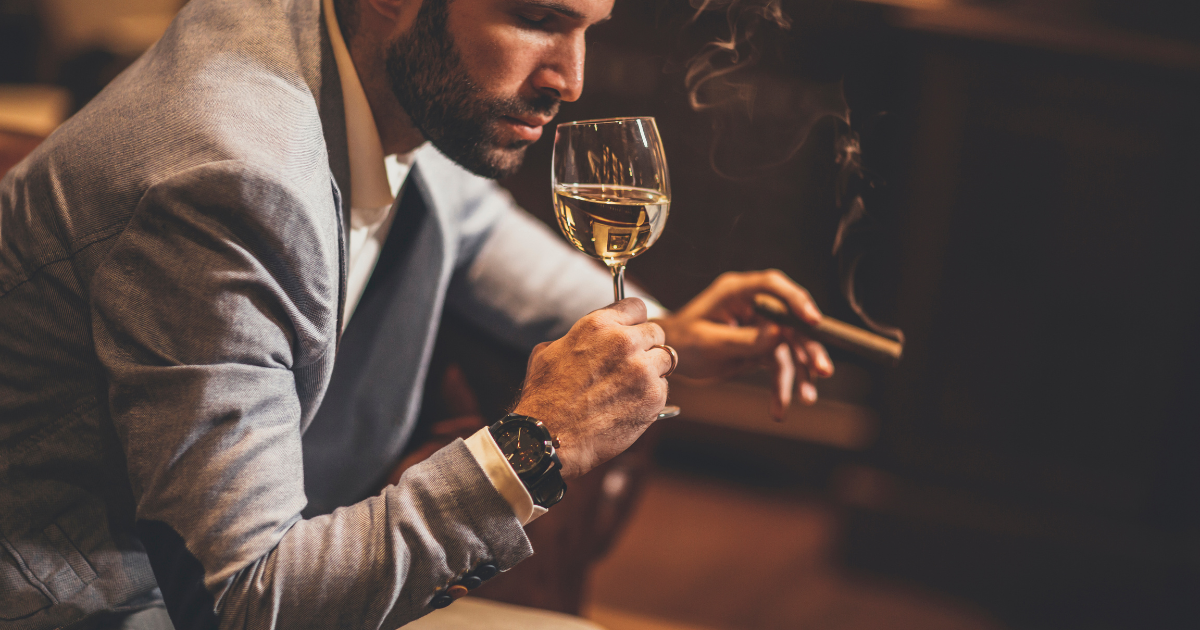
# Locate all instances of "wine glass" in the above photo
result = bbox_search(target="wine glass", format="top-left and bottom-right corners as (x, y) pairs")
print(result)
(552, 116), (680, 419)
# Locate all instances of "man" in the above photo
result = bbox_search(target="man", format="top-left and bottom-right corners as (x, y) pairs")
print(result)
(0, 0), (833, 628)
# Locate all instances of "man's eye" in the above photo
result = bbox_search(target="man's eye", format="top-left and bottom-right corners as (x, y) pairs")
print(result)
(519, 12), (550, 27)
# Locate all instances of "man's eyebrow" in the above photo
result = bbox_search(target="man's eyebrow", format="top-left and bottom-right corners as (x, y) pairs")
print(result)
(520, 0), (612, 23)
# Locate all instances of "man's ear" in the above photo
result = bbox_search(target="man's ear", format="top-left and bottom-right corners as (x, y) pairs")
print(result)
(357, 0), (422, 41)
(360, 0), (413, 22)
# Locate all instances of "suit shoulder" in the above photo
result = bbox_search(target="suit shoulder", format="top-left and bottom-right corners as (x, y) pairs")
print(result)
(68, 0), (325, 177)
(11, 0), (332, 237)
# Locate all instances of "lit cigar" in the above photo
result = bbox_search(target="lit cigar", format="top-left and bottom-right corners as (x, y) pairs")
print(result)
(752, 294), (903, 366)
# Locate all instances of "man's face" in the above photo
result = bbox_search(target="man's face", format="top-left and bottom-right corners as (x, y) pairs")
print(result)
(385, 0), (612, 179)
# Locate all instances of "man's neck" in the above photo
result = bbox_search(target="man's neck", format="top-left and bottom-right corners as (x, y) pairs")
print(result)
(344, 21), (426, 156)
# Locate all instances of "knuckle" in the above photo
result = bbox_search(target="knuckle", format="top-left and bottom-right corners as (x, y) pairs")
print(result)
(643, 358), (662, 381)
(613, 331), (638, 354)
(715, 271), (739, 287)
(764, 268), (788, 284)
(578, 312), (608, 334)
(527, 342), (550, 365)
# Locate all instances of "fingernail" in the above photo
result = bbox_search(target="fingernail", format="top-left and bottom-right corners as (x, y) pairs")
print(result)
(801, 382), (817, 404)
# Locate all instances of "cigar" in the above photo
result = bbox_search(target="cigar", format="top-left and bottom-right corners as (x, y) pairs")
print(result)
(752, 294), (903, 366)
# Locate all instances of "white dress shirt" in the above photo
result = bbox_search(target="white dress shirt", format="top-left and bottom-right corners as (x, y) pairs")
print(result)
(323, 0), (545, 525)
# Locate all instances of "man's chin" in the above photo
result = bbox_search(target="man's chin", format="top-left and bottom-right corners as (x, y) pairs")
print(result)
(438, 139), (530, 180)
(482, 147), (529, 180)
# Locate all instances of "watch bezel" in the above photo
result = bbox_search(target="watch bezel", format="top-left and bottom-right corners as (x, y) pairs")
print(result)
(489, 415), (556, 481)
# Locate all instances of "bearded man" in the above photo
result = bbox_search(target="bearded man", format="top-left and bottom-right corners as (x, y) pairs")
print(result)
(0, 0), (833, 628)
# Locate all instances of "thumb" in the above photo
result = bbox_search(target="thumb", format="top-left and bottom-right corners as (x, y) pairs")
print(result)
(600, 297), (649, 326)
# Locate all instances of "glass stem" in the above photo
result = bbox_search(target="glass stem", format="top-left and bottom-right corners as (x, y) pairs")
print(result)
(610, 263), (626, 302)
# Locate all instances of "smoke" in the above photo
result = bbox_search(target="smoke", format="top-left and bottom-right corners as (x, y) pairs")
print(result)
(683, 0), (904, 346)
(833, 128), (905, 345)
(683, 0), (849, 178)
(683, 0), (791, 114)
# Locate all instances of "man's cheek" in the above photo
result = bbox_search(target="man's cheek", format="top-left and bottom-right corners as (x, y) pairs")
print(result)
(455, 25), (517, 84)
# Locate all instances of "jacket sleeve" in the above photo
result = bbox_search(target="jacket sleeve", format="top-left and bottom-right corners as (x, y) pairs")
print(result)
(90, 160), (532, 630)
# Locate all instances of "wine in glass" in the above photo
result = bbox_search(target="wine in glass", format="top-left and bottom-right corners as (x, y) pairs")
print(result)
(552, 116), (679, 419)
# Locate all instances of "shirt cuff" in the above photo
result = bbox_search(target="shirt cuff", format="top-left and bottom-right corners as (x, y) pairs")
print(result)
(464, 427), (548, 526)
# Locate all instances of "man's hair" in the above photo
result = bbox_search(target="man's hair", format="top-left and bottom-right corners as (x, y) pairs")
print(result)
(334, 0), (452, 43)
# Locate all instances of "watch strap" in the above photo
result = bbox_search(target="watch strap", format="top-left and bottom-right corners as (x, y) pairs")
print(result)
(526, 452), (566, 509)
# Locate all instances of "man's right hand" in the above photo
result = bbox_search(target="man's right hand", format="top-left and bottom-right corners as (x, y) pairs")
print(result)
(512, 298), (671, 480)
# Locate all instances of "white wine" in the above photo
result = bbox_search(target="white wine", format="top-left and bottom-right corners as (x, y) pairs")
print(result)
(553, 184), (670, 265)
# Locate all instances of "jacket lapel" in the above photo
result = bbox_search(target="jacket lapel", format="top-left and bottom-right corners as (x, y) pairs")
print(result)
(300, 173), (449, 514)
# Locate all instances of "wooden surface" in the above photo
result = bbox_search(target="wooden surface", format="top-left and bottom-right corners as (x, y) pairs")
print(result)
(666, 378), (878, 451)
(585, 470), (1008, 630)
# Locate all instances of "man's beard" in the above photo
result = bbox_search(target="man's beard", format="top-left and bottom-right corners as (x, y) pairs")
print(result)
(385, 0), (559, 180)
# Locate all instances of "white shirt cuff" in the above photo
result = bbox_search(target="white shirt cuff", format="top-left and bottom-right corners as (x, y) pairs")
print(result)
(464, 427), (548, 526)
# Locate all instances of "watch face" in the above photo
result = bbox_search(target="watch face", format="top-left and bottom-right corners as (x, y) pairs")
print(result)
(495, 422), (546, 475)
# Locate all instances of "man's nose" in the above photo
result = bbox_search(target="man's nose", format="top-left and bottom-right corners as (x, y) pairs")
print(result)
(532, 36), (585, 103)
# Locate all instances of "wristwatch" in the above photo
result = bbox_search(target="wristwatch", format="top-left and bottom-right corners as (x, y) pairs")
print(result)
(488, 414), (566, 509)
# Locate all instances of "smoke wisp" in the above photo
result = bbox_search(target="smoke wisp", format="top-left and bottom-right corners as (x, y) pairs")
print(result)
(834, 128), (905, 345)
(683, 0), (850, 178)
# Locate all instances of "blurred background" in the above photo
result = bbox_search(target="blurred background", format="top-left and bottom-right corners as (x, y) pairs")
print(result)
(3, 0), (1198, 628)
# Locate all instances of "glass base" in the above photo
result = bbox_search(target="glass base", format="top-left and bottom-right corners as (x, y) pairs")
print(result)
(657, 405), (681, 420)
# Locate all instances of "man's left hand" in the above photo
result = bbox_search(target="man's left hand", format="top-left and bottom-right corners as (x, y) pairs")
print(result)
(652, 269), (834, 420)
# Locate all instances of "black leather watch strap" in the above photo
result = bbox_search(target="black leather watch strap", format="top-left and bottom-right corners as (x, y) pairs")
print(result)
(525, 452), (566, 509)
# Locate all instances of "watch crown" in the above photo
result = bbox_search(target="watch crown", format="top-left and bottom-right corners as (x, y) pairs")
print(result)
(551, 438), (560, 449)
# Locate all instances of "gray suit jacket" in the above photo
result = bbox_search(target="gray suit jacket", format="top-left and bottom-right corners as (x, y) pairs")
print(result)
(0, 0), (623, 628)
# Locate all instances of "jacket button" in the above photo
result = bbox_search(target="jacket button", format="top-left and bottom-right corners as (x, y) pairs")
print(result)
(474, 564), (498, 580)
(461, 576), (483, 590)
(447, 585), (469, 600)
(430, 595), (453, 609)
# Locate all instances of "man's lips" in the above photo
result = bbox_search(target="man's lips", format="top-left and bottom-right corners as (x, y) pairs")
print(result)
(501, 115), (552, 142)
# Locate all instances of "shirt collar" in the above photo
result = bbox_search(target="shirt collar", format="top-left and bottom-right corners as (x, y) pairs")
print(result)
(323, 0), (395, 209)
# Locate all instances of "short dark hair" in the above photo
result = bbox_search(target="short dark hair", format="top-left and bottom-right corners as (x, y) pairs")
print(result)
(334, 0), (451, 42)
